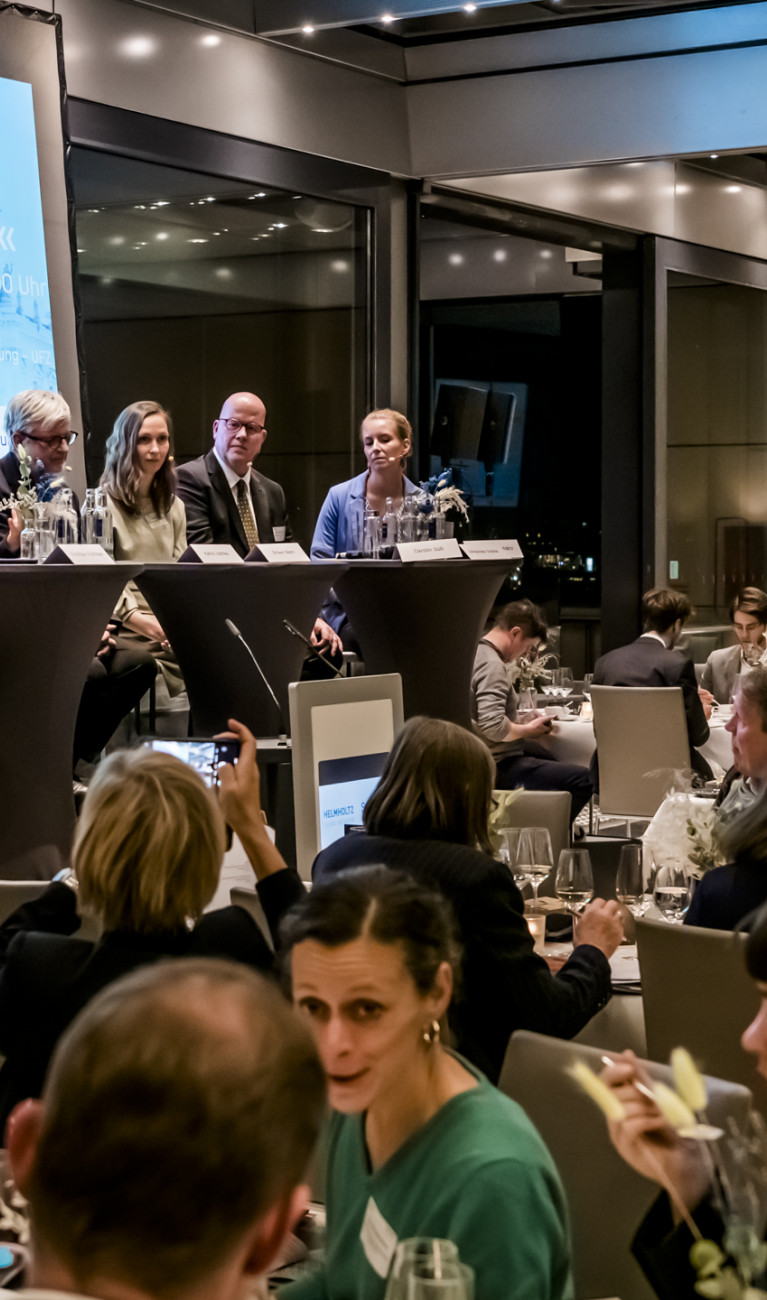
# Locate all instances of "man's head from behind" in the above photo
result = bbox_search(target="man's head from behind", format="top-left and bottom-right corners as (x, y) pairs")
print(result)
(7, 959), (326, 1300)
(641, 587), (693, 643)
(213, 392), (267, 478)
(4, 390), (73, 477)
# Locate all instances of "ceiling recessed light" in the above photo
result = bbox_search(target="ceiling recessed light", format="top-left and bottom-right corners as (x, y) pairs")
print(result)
(539, 249), (553, 259)
(725, 184), (742, 193)
(155, 232), (169, 241)
(188, 238), (208, 243)
(710, 153), (719, 159)
(108, 235), (126, 246)
(273, 222), (288, 229)
(331, 259), (349, 272)
(302, 25), (315, 34)
(215, 267), (233, 279)
(153, 200), (170, 207)
(381, 12), (394, 22)
(463, 3), (477, 11)
(77, 247), (87, 253)
(448, 252), (464, 265)
(200, 33), (221, 46)
(493, 250), (507, 262)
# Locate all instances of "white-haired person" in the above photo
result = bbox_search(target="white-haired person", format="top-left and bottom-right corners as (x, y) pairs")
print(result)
(0, 390), (157, 769)
(0, 719), (305, 1128)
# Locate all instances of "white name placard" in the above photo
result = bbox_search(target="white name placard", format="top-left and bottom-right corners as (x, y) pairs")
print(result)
(247, 542), (310, 563)
(461, 539), (523, 560)
(182, 544), (243, 564)
(44, 544), (114, 565)
(394, 538), (463, 562)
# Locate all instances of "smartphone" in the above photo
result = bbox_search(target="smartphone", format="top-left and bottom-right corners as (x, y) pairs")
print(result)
(141, 738), (241, 788)
(0, 1243), (27, 1287)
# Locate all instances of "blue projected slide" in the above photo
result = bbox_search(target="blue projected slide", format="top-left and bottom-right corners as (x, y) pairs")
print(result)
(0, 75), (57, 444)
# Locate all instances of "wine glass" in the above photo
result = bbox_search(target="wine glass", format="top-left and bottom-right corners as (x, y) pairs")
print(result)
(385, 1241), (460, 1300)
(615, 844), (649, 918)
(554, 849), (594, 915)
(405, 1263), (475, 1300)
(553, 667), (574, 697)
(498, 827), (523, 875)
(516, 827), (554, 912)
(582, 672), (594, 696)
(653, 864), (691, 924)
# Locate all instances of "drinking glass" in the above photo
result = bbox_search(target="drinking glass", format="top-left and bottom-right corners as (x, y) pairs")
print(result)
(582, 672), (594, 696)
(653, 864), (691, 923)
(405, 1263), (475, 1300)
(385, 1240), (459, 1300)
(516, 827), (554, 911)
(498, 827), (533, 892)
(554, 849), (594, 914)
(616, 844), (649, 917)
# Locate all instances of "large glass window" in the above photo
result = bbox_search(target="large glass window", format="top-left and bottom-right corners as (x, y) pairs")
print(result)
(71, 149), (369, 546)
(666, 273), (767, 624)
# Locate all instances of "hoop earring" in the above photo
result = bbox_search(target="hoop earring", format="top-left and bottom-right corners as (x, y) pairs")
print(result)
(422, 1020), (440, 1047)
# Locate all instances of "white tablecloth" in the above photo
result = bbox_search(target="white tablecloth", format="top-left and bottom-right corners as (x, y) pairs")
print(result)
(537, 714), (733, 775)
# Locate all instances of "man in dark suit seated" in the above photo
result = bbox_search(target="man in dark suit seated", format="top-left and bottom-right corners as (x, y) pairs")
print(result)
(1, 390), (157, 772)
(176, 390), (341, 668)
(3, 958), (325, 1300)
(592, 586), (712, 780)
(685, 666), (767, 929)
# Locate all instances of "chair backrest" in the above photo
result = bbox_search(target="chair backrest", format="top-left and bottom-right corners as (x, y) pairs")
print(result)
(230, 887), (274, 951)
(636, 917), (767, 1114)
(499, 1029), (753, 1300)
(591, 685), (691, 816)
(0, 880), (48, 925)
(492, 789), (571, 864)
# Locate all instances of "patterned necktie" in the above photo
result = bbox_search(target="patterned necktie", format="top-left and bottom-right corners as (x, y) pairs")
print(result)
(236, 478), (259, 549)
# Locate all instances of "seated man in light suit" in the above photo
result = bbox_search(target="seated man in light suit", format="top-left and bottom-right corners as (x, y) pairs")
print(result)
(5, 957), (326, 1300)
(700, 586), (767, 705)
(593, 586), (712, 780)
(176, 391), (340, 661)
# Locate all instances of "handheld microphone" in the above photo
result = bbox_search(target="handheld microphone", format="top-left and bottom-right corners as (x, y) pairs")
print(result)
(225, 618), (287, 739)
(283, 618), (344, 678)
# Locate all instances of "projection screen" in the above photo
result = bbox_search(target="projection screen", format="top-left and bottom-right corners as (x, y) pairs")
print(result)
(0, 4), (85, 495)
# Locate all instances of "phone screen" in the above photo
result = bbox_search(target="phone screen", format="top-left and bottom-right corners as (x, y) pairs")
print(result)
(142, 739), (241, 787)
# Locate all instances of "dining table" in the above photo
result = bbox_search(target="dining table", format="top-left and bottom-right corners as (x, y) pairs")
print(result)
(536, 706), (733, 776)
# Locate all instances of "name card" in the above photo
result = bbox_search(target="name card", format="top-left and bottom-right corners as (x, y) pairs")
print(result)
(246, 542), (310, 563)
(179, 544), (243, 564)
(43, 544), (114, 565)
(461, 539), (523, 560)
(394, 538), (463, 562)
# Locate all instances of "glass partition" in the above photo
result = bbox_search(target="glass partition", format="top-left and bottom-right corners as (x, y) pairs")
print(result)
(666, 272), (767, 627)
(71, 148), (369, 547)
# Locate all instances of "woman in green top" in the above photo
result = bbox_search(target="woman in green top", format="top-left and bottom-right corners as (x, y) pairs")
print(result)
(281, 865), (573, 1300)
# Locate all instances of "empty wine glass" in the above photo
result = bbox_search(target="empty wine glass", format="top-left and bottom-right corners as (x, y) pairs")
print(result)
(653, 864), (691, 924)
(516, 827), (554, 913)
(582, 672), (594, 696)
(385, 1241), (460, 1300)
(616, 844), (649, 917)
(497, 827), (522, 872)
(554, 849), (594, 914)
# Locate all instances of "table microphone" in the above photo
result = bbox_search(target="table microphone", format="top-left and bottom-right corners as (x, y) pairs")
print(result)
(282, 618), (344, 678)
(225, 618), (287, 739)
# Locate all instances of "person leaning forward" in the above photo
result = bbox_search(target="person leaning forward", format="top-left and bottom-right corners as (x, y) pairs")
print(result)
(176, 390), (340, 660)
(4, 957), (326, 1300)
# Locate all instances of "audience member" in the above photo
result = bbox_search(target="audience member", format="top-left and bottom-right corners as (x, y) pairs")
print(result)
(281, 865), (573, 1300)
(313, 715), (621, 1082)
(0, 719), (304, 1126)
(176, 390), (339, 660)
(1, 390), (156, 769)
(311, 408), (417, 648)
(593, 587), (712, 780)
(700, 586), (767, 705)
(471, 599), (593, 821)
(101, 400), (187, 697)
(686, 668), (767, 929)
(601, 899), (767, 1300)
(5, 958), (326, 1300)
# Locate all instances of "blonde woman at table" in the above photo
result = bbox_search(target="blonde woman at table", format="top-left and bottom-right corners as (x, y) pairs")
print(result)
(281, 865), (573, 1300)
(101, 400), (187, 697)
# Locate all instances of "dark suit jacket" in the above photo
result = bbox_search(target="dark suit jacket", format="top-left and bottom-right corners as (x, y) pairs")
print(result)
(175, 449), (291, 558)
(593, 635), (710, 759)
(0, 868), (305, 1126)
(313, 832), (612, 1083)
(684, 859), (767, 931)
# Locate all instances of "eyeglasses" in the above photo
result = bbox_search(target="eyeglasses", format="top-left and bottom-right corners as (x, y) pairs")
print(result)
(23, 430), (79, 449)
(217, 417), (266, 438)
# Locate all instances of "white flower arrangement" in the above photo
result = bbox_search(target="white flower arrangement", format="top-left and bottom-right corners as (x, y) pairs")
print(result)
(642, 782), (726, 879)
